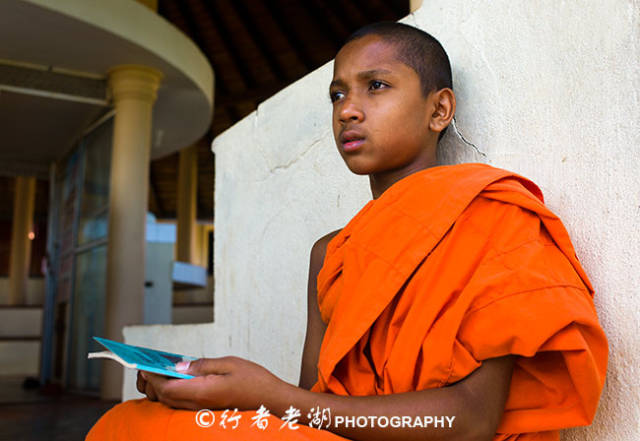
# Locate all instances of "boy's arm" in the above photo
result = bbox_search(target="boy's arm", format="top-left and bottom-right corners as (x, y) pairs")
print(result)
(146, 353), (513, 441)
(143, 228), (514, 440)
(277, 355), (513, 441)
(299, 230), (341, 390)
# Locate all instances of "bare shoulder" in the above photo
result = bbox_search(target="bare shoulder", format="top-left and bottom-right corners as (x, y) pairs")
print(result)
(310, 229), (342, 264)
(299, 228), (342, 389)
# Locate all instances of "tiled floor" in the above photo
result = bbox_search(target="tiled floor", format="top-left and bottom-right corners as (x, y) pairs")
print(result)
(0, 376), (118, 441)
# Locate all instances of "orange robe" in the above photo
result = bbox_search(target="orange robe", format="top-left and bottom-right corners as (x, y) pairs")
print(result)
(86, 398), (345, 440)
(87, 163), (607, 441)
(311, 163), (607, 440)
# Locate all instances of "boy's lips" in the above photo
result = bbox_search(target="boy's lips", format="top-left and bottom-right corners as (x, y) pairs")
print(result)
(340, 130), (366, 152)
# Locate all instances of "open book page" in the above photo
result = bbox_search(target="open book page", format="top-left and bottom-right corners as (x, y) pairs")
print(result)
(88, 336), (197, 379)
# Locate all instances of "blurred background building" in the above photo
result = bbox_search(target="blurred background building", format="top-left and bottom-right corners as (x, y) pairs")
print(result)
(0, 0), (407, 405)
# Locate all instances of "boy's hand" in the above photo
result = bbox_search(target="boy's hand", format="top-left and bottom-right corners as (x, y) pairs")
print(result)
(136, 370), (159, 401)
(137, 356), (285, 411)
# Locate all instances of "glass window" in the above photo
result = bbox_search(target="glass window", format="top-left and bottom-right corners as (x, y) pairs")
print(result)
(77, 118), (112, 245)
(68, 245), (107, 391)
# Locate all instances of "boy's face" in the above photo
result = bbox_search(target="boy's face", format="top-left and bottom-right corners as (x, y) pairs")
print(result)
(330, 35), (436, 176)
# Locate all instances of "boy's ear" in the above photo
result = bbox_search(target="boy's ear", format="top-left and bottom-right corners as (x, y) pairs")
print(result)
(428, 88), (456, 135)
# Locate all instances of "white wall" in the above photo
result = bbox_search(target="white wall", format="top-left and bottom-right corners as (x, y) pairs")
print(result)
(125, 3), (639, 440)
(412, 3), (639, 440)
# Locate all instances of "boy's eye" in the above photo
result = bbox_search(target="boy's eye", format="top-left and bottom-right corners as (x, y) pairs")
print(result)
(330, 90), (344, 102)
(369, 80), (387, 90)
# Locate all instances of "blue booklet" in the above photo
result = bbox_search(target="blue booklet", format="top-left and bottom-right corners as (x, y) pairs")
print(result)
(88, 336), (197, 379)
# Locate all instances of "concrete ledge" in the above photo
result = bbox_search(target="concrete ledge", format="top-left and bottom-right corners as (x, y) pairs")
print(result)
(0, 307), (42, 337)
(172, 304), (213, 325)
(0, 341), (39, 376)
(0, 278), (45, 305)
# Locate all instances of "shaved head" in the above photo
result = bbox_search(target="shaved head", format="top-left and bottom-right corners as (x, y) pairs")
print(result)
(341, 22), (453, 140)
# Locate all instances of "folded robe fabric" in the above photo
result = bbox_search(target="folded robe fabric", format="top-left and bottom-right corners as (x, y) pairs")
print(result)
(311, 163), (608, 440)
(86, 163), (607, 441)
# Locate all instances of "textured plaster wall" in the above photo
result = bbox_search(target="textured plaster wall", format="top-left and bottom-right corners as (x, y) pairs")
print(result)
(124, 2), (639, 440)
(412, 3), (640, 440)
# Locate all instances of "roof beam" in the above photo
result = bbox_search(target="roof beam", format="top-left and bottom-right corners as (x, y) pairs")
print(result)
(200, 0), (255, 90)
(306, 0), (350, 49)
(229, 0), (290, 82)
(262, 1), (315, 71)
(162, 0), (231, 96)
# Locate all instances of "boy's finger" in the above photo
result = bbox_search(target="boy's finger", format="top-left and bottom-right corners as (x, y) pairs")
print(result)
(180, 357), (237, 376)
(145, 382), (158, 401)
(143, 371), (170, 393)
(142, 372), (203, 402)
(159, 395), (200, 411)
(159, 375), (226, 405)
(136, 371), (146, 394)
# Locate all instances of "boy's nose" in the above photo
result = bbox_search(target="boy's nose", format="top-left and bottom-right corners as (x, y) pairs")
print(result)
(338, 98), (364, 123)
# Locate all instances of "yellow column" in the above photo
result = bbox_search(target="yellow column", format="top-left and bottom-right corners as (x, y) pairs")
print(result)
(192, 223), (209, 267)
(8, 176), (36, 305)
(102, 65), (162, 400)
(135, 0), (158, 12)
(410, 0), (423, 12)
(176, 145), (198, 263)
(197, 224), (214, 267)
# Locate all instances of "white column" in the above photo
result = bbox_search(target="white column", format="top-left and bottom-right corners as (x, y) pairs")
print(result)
(8, 176), (36, 305)
(102, 65), (162, 400)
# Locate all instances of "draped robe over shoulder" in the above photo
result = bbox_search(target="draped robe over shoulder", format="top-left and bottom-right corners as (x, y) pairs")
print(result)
(311, 163), (607, 440)
(86, 163), (607, 441)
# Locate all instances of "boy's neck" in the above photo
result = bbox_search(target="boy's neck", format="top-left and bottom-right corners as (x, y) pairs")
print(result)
(369, 149), (438, 199)
(369, 162), (438, 199)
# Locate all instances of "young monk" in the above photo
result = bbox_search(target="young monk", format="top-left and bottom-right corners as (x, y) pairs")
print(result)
(86, 22), (607, 441)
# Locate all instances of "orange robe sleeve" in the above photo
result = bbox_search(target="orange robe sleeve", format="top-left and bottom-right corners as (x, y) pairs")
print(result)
(453, 198), (608, 434)
(311, 163), (608, 441)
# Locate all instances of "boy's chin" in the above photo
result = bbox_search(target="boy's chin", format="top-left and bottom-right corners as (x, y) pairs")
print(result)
(343, 161), (375, 176)
(340, 156), (380, 176)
